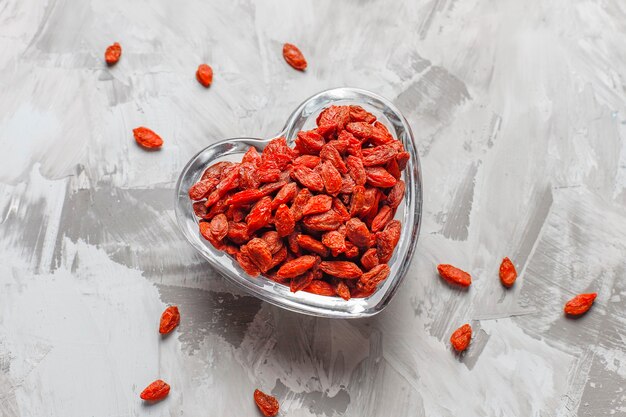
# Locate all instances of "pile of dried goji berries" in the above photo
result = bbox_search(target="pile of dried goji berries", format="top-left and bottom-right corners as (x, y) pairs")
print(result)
(188, 104), (409, 300)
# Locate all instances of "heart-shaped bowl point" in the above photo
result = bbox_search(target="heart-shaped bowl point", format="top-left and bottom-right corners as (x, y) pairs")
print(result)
(175, 87), (422, 318)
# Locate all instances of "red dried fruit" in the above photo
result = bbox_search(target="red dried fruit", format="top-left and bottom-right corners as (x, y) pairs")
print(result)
(268, 246), (288, 269)
(159, 306), (180, 334)
(261, 231), (283, 254)
(365, 167), (397, 188)
(396, 151), (410, 171)
(386, 158), (402, 179)
(133, 127), (163, 149)
(345, 217), (371, 249)
(319, 261), (363, 279)
(291, 165), (324, 192)
(360, 248), (380, 271)
(450, 324), (472, 352)
(371, 205), (393, 232)
(349, 105), (376, 123)
(302, 210), (343, 231)
(239, 162), (261, 189)
(320, 143), (348, 174)
(302, 194), (333, 216)
(340, 174), (356, 194)
(321, 230), (346, 257)
(346, 156), (367, 186)
(304, 280), (336, 296)
(205, 165), (241, 207)
(209, 213), (229, 241)
(296, 130), (325, 154)
(346, 121), (374, 139)
(246, 196), (272, 234)
(437, 264), (471, 287)
(227, 222), (250, 245)
(344, 240), (360, 258)
(499, 257), (517, 288)
(362, 144), (398, 166)
(189, 178), (218, 201)
(356, 263), (390, 292)
(349, 185), (367, 216)
(282, 43), (307, 71)
(296, 234), (330, 257)
(334, 280), (351, 300)
(286, 230), (300, 254)
(105, 42), (122, 65)
(275, 204), (295, 237)
(243, 238), (273, 272)
(140, 379), (170, 401)
(227, 189), (265, 207)
(316, 106), (350, 137)
(386, 180), (405, 209)
(242, 146), (262, 166)
(332, 198), (351, 222)
(262, 137), (297, 170)
(290, 270), (316, 293)
(291, 188), (311, 221)
(377, 220), (401, 263)
(192, 201), (209, 219)
(319, 160), (342, 195)
(294, 155), (321, 168)
(370, 121), (394, 145)
(260, 179), (288, 196)
(254, 389), (279, 417)
(196, 64), (213, 87)
(277, 255), (318, 279)
(564, 293), (597, 316)
(201, 161), (233, 181)
(236, 251), (260, 276)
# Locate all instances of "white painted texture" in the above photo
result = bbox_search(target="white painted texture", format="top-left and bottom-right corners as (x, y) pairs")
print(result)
(0, 0), (625, 416)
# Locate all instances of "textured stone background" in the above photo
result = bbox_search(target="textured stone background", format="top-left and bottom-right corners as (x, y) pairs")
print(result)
(0, 0), (625, 416)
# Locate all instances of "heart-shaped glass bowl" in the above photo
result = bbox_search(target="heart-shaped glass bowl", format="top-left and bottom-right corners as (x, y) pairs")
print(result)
(175, 87), (422, 318)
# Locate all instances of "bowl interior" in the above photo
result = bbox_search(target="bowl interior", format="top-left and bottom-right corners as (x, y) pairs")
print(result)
(175, 88), (422, 318)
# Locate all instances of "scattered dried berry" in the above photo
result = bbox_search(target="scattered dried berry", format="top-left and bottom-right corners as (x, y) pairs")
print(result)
(564, 293), (597, 316)
(437, 264), (471, 288)
(282, 43), (307, 71)
(159, 306), (180, 335)
(254, 389), (279, 417)
(499, 257), (517, 288)
(105, 42), (122, 65)
(140, 379), (170, 401)
(196, 64), (213, 87)
(450, 324), (472, 352)
(133, 127), (163, 149)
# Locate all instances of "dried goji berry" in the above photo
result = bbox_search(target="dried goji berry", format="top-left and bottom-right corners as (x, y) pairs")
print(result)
(349, 185), (367, 216)
(268, 246), (288, 270)
(242, 238), (273, 273)
(201, 161), (233, 182)
(437, 264), (471, 287)
(304, 280), (336, 296)
(246, 196), (272, 234)
(332, 198), (351, 222)
(294, 155), (321, 168)
(450, 324), (472, 352)
(105, 42), (122, 65)
(296, 234), (329, 257)
(159, 306), (180, 334)
(242, 146), (262, 166)
(346, 156), (367, 186)
(295, 130), (325, 154)
(261, 231), (283, 254)
(320, 143), (348, 174)
(340, 174), (356, 194)
(564, 293), (597, 316)
(319, 261), (363, 279)
(345, 218), (371, 249)
(140, 379), (170, 401)
(291, 165), (324, 192)
(275, 203), (295, 237)
(356, 263), (390, 292)
(319, 160), (342, 195)
(276, 255), (318, 279)
(192, 201), (209, 219)
(209, 213), (229, 241)
(261, 137), (297, 170)
(236, 251), (260, 276)
(499, 257), (517, 288)
(260, 179), (288, 196)
(316, 106), (350, 137)
(321, 230), (346, 257)
(290, 188), (311, 221)
(334, 280), (351, 300)
(386, 180), (405, 209)
(371, 205), (393, 233)
(133, 127), (163, 149)
(349, 105), (376, 123)
(282, 43), (307, 71)
(239, 162), (261, 189)
(377, 220), (401, 263)
(365, 167), (397, 188)
(344, 240), (360, 258)
(362, 144), (398, 166)
(254, 389), (280, 417)
(396, 151), (411, 171)
(188, 178), (218, 201)
(302, 210), (343, 231)
(290, 270), (316, 293)
(360, 248), (379, 271)
(196, 63), (213, 87)
(227, 222), (250, 245)
(386, 158), (402, 179)
(302, 194), (332, 216)
(369, 121), (394, 145)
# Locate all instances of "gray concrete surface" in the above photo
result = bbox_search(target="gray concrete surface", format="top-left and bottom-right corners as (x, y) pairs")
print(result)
(0, 0), (625, 416)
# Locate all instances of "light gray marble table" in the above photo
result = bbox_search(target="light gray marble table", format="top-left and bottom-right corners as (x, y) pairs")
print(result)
(0, 1), (624, 416)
